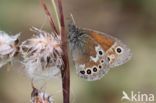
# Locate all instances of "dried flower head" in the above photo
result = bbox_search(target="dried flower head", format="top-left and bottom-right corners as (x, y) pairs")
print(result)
(31, 82), (53, 103)
(0, 31), (20, 68)
(20, 27), (63, 80)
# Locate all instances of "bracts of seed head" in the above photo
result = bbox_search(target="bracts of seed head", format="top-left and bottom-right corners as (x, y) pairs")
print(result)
(31, 82), (53, 103)
(0, 31), (20, 68)
(20, 27), (63, 80)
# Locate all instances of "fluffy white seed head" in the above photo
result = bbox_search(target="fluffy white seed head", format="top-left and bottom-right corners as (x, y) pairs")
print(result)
(0, 31), (20, 68)
(20, 27), (63, 80)
(31, 83), (53, 103)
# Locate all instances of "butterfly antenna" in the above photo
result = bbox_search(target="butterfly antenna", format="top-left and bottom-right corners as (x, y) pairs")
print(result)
(68, 13), (77, 32)
(70, 13), (76, 25)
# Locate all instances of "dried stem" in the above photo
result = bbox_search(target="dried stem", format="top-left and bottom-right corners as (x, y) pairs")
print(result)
(40, 0), (70, 103)
(40, 0), (58, 35)
(57, 0), (70, 103)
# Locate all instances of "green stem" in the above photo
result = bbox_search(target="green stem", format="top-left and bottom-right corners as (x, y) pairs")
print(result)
(51, 0), (61, 33)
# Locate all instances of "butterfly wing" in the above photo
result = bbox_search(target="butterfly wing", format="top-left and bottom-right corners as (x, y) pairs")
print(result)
(83, 28), (132, 68)
(68, 29), (109, 81)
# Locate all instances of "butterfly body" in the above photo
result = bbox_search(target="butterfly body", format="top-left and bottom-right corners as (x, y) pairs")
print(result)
(68, 23), (132, 81)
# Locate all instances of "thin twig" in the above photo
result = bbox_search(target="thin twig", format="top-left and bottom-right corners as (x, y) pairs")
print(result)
(57, 0), (70, 103)
(40, 0), (58, 35)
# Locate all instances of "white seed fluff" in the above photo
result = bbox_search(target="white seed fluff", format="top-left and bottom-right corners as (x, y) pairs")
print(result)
(0, 31), (20, 68)
(31, 84), (53, 103)
(20, 27), (63, 80)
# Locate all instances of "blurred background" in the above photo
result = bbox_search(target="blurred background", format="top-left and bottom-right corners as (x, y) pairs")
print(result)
(0, 0), (156, 103)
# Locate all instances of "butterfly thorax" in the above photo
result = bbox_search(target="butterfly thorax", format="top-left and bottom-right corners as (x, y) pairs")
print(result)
(68, 23), (86, 45)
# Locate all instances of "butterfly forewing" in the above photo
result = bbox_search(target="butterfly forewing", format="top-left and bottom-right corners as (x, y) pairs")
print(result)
(83, 28), (132, 68)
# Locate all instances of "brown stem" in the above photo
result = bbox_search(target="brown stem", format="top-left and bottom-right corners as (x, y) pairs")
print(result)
(57, 0), (70, 103)
(40, 0), (70, 102)
(61, 52), (70, 103)
(40, 0), (58, 35)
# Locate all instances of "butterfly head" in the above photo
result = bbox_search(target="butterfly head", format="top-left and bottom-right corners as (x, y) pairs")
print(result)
(68, 23), (77, 33)
(68, 23), (85, 43)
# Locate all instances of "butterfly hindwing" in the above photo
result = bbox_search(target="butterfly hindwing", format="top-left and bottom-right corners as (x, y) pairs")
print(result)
(84, 28), (132, 68)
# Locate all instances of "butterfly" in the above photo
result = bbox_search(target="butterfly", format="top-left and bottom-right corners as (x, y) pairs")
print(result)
(67, 22), (132, 81)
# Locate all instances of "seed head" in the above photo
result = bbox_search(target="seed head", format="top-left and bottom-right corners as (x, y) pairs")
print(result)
(31, 83), (53, 103)
(20, 27), (63, 80)
(0, 31), (20, 68)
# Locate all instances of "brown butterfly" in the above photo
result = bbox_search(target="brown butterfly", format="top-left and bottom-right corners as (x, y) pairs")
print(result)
(68, 23), (132, 81)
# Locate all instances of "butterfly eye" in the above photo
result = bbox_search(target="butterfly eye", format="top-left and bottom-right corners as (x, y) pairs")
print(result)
(115, 46), (123, 54)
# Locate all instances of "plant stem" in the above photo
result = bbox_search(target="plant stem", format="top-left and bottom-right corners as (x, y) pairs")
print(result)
(57, 0), (70, 103)
(40, 0), (58, 35)
(51, 0), (61, 33)
(40, 0), (70, 102)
